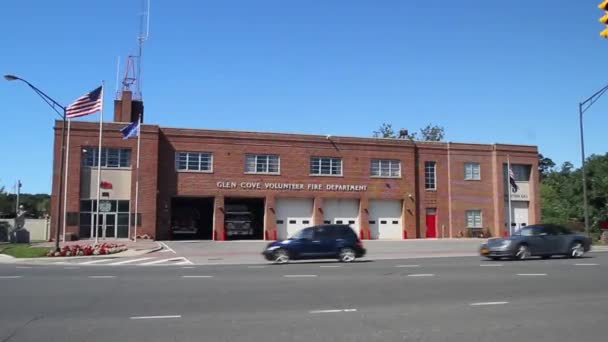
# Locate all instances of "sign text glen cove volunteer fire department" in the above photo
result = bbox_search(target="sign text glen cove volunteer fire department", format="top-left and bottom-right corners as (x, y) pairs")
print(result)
(216, 181), (368, 192)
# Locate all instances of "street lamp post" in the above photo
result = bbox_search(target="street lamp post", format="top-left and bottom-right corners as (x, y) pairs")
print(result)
(578, 82), (608, 237)
(4, 74), (66, 252)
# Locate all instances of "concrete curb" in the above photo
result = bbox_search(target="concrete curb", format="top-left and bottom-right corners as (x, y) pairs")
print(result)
(0, 241), (164, 263)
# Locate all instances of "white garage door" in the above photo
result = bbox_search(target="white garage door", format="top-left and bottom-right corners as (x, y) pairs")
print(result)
(275, 198), (314, 240)
(322, 199), (360, 236)
(369, 200), (403, 240)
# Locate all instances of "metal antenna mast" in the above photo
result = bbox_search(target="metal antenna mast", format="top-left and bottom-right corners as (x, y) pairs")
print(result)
(121, 0), (150, 100)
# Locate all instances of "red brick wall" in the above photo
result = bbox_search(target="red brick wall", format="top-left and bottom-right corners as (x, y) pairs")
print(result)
(51, 123), (539, 242)
(156, 129), (418, 240)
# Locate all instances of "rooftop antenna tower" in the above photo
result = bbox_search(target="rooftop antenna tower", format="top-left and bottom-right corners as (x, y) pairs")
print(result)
(120, 0), (150, 100)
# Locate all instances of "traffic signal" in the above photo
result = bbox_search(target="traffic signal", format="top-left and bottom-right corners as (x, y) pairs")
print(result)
(600, 0), (608, 37)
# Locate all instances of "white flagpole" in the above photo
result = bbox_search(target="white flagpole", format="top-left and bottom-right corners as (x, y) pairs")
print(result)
(62, 119), (71, 242)
(94, 82), (105, 244)
(133, 115), (142, 242)
(507, 156), (513, 237)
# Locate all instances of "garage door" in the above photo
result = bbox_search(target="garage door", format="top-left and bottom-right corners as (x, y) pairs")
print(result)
(322, 199), (360, 236)
(275, 198), (314, 240)
(368, 200), (402, 240)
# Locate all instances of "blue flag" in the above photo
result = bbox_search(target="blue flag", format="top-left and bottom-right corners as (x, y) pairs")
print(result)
(120, 121), (139, 139)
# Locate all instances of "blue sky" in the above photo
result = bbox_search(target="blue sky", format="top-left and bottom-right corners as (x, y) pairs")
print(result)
(1, 0), (607, 194)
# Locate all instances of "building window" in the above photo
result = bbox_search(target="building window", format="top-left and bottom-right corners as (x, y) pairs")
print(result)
(175, 152), (213, 172)
(245, 154), (280, 174)
(464, 162), (481, 180)
(310, 156), (342, 176)
(424, 161), (436, 190)
(466, 210), (483, 228)
(371, 159), (401, 178)
(82, 147), (131, 168)
(509, 164), (531, 181)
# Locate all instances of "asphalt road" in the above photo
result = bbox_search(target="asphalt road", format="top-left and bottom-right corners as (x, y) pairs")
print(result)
(1, 253), (607, 342)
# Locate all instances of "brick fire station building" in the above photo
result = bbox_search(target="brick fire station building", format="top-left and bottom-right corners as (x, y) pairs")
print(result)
(50, 92), (539, 242)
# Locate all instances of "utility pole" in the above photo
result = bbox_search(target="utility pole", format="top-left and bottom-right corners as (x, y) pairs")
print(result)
(14, 180), (21, 230)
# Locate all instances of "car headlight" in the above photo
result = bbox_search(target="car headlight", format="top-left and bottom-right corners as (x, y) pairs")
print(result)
(266, 246), (280, 251)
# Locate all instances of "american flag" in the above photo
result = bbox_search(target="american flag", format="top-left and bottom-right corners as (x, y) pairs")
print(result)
(508, 166), (519, 192)
(66, 86), (103, 118)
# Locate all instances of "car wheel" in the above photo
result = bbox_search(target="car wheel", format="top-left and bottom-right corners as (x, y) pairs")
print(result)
(339, 248), (356, 263)
(515, 244), (531, 260)
(273, 249), (290, 264)
(569, 242), (585, 258)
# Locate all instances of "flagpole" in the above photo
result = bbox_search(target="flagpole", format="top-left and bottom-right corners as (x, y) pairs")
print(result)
(133, 115), (142, 242)
(507, 156), (513, 237)
(62, 119), (71, 242)
(94, 82), (105, 244)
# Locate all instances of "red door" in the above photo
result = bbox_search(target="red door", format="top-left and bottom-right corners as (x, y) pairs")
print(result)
(425, 209), (437, 238)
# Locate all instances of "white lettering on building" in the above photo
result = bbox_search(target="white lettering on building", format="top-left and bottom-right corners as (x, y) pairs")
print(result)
(216, 181), (367, 192)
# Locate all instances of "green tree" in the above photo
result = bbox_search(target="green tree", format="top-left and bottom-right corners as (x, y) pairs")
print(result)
(373, 123), (396, 138)
(538, 153), (555, 180)
(419, 124), (445, 141)
(373, 123), (445, 141)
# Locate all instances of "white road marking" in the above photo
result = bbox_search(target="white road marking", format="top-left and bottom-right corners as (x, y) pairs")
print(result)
(79, 259), (114, 265)
(87, 276), (116, 279)
(181, 266), (195, 269)
(0, 276), (22, 279)
(247, 266), (267, 269)
(309, 309), (358, 314)
(396, 265), (420, 268)
(407, 273), (435, 277)
(480, 264), (503, 267)
(53, 261), (69, 265)
(140, 258), (183, 266)
(284, 275), (318, 278)
(174, 259), (194, 266)
(64, 267), (80, 270)
(320, 265), (341, 268)
(470, 301), (509, 306)
(181, 275), (214, 278)
(575, 263), (599, 266)
(158, 242), (176, 254)
(108, 257), (155, 265)
(517, 273), (547, 276)
(16, 266), (32, 269)
(130, 315), (182, 320)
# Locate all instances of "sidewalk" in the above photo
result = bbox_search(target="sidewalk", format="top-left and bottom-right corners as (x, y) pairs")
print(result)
(0, 239), (162, 263)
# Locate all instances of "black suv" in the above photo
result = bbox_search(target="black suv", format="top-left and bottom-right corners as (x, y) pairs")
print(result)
(262, 224), (366, 264)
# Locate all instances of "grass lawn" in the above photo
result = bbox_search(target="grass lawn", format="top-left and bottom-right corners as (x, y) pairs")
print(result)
(0, 243), (49, 258)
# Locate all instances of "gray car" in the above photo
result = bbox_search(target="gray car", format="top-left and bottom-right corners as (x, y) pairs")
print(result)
(480, 224), (592, 260)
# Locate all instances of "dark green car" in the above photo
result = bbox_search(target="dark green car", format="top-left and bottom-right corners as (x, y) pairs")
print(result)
(480, 224), (592, 260)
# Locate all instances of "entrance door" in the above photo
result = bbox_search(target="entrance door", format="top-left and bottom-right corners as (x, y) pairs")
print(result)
(425, 208), (437, 238)
(95, 213), (117, 239)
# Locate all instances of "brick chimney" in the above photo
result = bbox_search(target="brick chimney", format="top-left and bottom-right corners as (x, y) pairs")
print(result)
(113, 90), (144, 123)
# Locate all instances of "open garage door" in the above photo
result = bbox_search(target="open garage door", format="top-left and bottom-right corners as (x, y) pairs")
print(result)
(323, 199), (360, 236)
(275, 198), (314, 240)
(368, 200), (403, 240)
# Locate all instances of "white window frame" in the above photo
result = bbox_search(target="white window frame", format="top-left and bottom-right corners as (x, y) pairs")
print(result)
(465, 210), (483, 228)
(82, 147), (131, 169)
(464, 162), (481, 180)
(175, 151), (213, 172)
(245, 154), (280, 174)
(370, 159), (401, 178)
(310, 156), (343, 176)
(424, 161), (437, 190)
